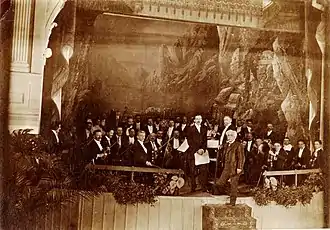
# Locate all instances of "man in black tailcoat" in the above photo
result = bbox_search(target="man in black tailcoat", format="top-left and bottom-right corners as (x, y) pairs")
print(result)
(185, 114), (208, 192)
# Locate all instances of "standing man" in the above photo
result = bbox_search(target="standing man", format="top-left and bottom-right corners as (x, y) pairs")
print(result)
(214, 130), (245, 206)
(132, 130), (152, 167)
(185, 114), (208, 192)
(218, 116), (236, 147)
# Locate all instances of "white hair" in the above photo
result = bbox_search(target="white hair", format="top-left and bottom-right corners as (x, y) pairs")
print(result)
(226, 130), (237, 138)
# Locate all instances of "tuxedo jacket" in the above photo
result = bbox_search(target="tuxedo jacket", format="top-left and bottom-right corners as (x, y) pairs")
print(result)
(144, 124), (157, 137)
(221, 141), (245, 176)
(86, 140), (103, 163)
(132, 141), (150, 166)
(293, 147), (311, 166)
(263, 131), (278, 143)
(273, 149), (288, 170)
(186, 125), (208, 160)
(47, 131), (62, 154)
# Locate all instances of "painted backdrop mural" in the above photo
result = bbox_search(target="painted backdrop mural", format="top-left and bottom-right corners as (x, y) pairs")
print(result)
(71, 14), (318, 143)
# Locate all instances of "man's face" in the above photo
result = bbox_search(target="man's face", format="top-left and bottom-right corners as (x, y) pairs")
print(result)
(147, 119), (153, 125)
(223, 117), (231, 126)
(283, 138), (290, 145)
(137, 132), (145, 141)
(298, 141), (305, 149)
(182, 116), (187, 124)
(256, 139), (263, 147)
(156, 117), (161, 123)
(129, 129), (135, 137)
(247, 121), (253, 127)
(128, 118), (134, 125)
(169, 120), (175, 127)
(94, 131), (102, 141)
(101, 119), (106, 126)
(174, 131), (180, 138)
(116, 112), (121, 119)
(157, 131), (163, 138)
(194, 115), (202, 125)
(71, 126), (77, 133)
(87, 122), (93, 130)
(246, 133), (253, 141)
(267, 124), (273, 131)
(237, 120), (243, 127)
(314, 141), (322, 150)
(109, 130), (114, 137)
(226, 132), (236, 142)
(136, 116), (141, 122)
(176, 117), (181, 123)
(149, 133), (156, 141)
(117, 128), (123, 136)
(274, 143), (281, 151)
(96, 119), (101, 125)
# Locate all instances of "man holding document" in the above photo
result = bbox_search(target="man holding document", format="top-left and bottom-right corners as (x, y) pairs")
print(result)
(183, 114), (209, 193)
(213, 130), (245, 205)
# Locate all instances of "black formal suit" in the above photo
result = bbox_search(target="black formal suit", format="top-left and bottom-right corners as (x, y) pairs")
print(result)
(263, 130), (278, 143)
(309, 149), (325, 169)
(47, 131), (62, 154)
(110, 135), (129, 163)
(132, 141), (150, 166)
(164, 137), (184, 169)
(144, 124), (157, 137)
(293, 147), (311, 168)
(85, 139), (104, 164)
(215, 141), (245, 204)
(79, 129), (93, 146)
(145, 140), (162, 166)
(179, 124), (188, 138)
(243, 140), (254, 183)
(185, 124), (208, 191)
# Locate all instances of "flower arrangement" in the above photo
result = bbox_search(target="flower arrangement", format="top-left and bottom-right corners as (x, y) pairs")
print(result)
(253, 173), (324, 207)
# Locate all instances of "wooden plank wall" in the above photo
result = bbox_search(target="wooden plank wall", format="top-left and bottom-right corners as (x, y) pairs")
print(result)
(78, 194), (204, 230)
(29, 192), (324, 229)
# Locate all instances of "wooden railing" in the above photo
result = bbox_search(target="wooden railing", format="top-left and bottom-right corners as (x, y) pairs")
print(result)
(86, 164), (184, 181)
(263, 168), (321, 186)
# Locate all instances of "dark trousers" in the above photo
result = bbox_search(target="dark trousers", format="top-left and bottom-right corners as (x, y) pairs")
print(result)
(186, 159), (209, 191)
(215, 169), (239, 204)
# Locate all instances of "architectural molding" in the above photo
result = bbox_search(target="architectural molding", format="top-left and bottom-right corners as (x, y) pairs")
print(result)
(10, 0), (33, 72)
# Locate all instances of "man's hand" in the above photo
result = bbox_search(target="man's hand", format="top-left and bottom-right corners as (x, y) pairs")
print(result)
(146, 161), (152, 166)
(197, 149), (204, 155)
(237, 169), (242, 174)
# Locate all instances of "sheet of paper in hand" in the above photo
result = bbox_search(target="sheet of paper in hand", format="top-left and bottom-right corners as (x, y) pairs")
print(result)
(177, 138), (189, 152)
(194, 150), (210, 166)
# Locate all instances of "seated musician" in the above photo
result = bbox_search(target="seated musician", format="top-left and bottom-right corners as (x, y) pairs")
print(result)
(110, 127), (129, 165)
(269, 142), (288, 171)
(146, 133), (163, 166)
(132, 130), (152, 167)
(86, 130), (107, 165)
(164, 130), (184, 169)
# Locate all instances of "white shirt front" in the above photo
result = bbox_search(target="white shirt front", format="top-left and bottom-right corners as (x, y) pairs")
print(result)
(155, 123), (160, 131)
(138, 140), (147, 153)
(129, 137), (135, 145)
(267, 130), (273, 136)
(94, 139), (103, 151)
(298, 147), (304, 158)
(156, 138), (162, 146)
(247, 140), (253, 152)
(105, 135), (111, 146)
(173, 138), (180, 149)
(116, 135), (122, 146)
(167, 127), (174, 137)
(136, 122), (141, 130)
(151, 141), (157, 151)
(126, 125), (133, 136)
(181, 124), (186, 131)
(314, 148), (322, 158)
(195, 124), (201, 133)
(52, 130), (59, 143)
(148, 125), (154, 134)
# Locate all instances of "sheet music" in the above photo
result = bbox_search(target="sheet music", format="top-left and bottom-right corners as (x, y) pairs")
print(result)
(194, 150), (210, 166)
(177, 138), (189, 152)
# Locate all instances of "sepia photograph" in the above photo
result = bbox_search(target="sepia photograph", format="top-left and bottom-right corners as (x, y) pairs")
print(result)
(0, 0), (330, 229)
